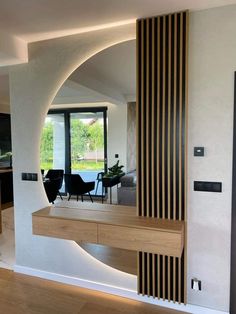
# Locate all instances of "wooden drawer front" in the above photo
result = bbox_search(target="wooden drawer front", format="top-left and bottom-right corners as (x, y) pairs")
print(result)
(98, 224), (183, 257)
(33, 216), (97, 243)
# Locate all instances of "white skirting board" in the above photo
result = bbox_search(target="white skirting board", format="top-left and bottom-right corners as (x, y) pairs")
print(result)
(14, 265), (229, 314)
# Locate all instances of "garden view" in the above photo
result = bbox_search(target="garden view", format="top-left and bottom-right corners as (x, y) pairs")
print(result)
(40, 116), (104, 172)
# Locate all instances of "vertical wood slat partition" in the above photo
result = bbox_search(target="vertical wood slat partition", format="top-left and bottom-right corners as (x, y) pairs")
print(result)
(137, 11), (188, 303)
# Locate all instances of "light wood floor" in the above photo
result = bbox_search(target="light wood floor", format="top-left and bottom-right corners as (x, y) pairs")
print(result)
(0, 269), (188, 314)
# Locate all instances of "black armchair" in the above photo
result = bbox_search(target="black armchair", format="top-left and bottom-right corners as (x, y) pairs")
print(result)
(45, 169), (64, 200)
(64, 173), (95, 202)
(44, 178), (62, 204)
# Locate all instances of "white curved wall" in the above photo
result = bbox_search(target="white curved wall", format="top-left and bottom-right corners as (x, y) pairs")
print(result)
(9, 23), (136, 290)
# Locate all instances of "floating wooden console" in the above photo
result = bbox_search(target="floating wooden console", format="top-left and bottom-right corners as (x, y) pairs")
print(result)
(32, 203), (184, 257)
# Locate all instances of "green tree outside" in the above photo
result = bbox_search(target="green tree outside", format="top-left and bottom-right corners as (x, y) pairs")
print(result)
(88, 120), (104, 163)
(70, 118), (88, 162)
(40, 121), (53, 169)
(40, 117), (104, 171)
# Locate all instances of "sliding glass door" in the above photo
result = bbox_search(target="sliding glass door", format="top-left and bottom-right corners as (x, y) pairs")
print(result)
(70, 111), (106, 195)
(40, 113), (66, 192)
(40, 108), (107, 197)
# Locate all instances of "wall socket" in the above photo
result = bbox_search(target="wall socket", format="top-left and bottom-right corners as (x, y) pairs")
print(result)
(191, 278), (202, 291)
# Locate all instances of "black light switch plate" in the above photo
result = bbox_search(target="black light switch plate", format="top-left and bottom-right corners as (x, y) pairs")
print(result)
(22, 173), (38, 181)
(194, 181), (222, 192)
(194, 147), (204, 156)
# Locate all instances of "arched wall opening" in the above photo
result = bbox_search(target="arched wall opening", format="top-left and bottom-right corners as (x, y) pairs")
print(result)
(39, 38), (136, 274)
(9, 23), (137, 291)
(41, 38), (136, 189)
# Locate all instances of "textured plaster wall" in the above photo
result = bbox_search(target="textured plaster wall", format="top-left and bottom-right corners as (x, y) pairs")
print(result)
(187, 5), (236, 311)
(9, 23), (136, 290)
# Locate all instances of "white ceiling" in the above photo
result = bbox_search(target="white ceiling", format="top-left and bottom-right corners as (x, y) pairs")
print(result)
(1, 1), (236, 108)
(0, 0), (235, 42)
(0, 41), (137, 107)
(77, 40), (136, 97)
(57, 40), (136, 105)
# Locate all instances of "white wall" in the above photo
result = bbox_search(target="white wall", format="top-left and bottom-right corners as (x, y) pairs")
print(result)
(107, 102), (127, 171)
(187, 5), (236, 311)
(107, 102), (127, 203)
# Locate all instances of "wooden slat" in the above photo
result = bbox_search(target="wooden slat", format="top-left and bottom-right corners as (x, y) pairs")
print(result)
(152, 254), (156, 297)
(157, 16), (161, 219)
(138, 252), (141, 293)
(168, 256), (171, 301)
(151, 17), (155, 218)
(179, 12), (183, 221)
(141, 19), (145, 217)
(146, 19), (150, 217)
(137, 10), (188, 303)
(157, 254), (161, 299)
(142, 252), (145, 295)
(167, 15), (172, 301)
(173, 13), (177, 221)
(163, 255), (166, 300)
(136, 20), (140, 216)
(147, 253), (150, 296)
(173, 256), (176, 302)
(162, 15), (166, 219)
(178, 257), (181, 303)
(167, 14), (172, 220)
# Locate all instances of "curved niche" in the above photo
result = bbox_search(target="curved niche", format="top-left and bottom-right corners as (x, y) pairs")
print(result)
(40, 40), (137, 275)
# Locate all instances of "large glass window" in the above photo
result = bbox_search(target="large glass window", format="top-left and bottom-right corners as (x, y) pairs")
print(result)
(40, 113), (65, 172)
(40, 108), (107, 196)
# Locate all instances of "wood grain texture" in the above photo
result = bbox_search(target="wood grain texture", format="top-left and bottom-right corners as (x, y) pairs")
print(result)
(0, 269), (189, 314)
(151, 17), (155, 218)
(98, 224), (183, 257)
(136, 20), (140, 215)
(141, 18), (145, 216)
(137, 10), (188, 303)
(79, 243), (137, 275)
(32, 215), (98, 243)
(32, 205), (184, 258)
(33, 206), (184, 233)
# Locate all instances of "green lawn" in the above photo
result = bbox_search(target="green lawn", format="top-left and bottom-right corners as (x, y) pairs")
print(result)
(41, 160), (104, 172)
